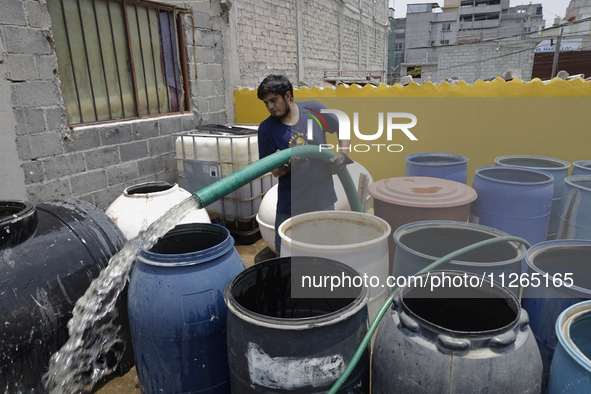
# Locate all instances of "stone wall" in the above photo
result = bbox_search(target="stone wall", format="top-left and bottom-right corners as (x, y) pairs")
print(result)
(437, 41), (537, 83)
(0, 0), (227, 209)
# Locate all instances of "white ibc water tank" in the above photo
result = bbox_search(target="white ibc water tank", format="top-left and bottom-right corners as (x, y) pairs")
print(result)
(106, 182), (211, 240)
(175, 128), (277, 231)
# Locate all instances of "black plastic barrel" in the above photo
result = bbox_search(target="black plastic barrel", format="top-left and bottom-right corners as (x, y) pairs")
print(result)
(0, 199), (128, 393)
(224, 257), (370, 393)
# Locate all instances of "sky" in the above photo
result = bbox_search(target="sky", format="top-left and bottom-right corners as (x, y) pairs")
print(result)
(391, 0), (574, 27)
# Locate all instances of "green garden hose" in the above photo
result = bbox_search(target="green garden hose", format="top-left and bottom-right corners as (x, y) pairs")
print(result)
(327, 236), (532, 394)
(193, 144), (363, 212)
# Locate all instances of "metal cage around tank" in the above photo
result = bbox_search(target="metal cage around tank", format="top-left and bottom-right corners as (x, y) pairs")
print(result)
(174, 124), (277, 243)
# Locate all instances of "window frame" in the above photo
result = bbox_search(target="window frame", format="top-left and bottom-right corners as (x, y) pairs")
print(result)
(49, 0), (190, 127)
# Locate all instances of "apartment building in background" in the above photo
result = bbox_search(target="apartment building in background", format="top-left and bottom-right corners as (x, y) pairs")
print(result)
(533, 0), (591, 79)
(401, 0), (545, 83)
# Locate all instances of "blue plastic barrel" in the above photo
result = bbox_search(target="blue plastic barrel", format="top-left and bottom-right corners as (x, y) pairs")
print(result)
(470, 166), (554, 250)
(572, 160), (591, 176)
(521, 240), (591, 391)
(404, 152), (469, 183)
(548, 300), (591, 393)
(128, 223), (245, 394)
(556, 175), (591, 240)
(494, 155), (571, 240)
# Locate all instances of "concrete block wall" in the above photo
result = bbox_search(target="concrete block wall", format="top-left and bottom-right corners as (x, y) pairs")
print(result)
(438, 41), (536, 83)
(368, 25), (386, 68)
(0, 0), (229, 209)
(1, 0), (389, 208)
(234, 0), (388, 88)
(302, 0), (339, 83)
(405, 12), (434, 64)
(361, 0), (388, 68)
(235, 0), (299, 87)
(180, 0), (229, 125)
(342, 12), (360, 69)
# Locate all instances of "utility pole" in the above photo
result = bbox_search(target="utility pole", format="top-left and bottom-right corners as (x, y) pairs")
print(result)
(551, 28), (564, 79)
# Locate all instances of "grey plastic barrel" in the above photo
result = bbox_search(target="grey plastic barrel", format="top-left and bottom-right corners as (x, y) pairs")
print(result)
(372, 270), (543, 393)
(393, 220), (527, 294)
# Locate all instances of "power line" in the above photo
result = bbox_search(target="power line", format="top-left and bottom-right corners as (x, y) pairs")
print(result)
(397, 16), (591, 52)
(436, 43), (591, 73)
(389, 14), (591, 76)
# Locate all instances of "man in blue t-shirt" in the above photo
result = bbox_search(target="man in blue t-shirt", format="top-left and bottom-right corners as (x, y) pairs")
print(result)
(257, 75), (352, 255)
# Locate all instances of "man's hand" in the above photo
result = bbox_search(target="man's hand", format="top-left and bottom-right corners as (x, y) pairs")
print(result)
(272, 168), (287, 177)
(327, 152), (354, 174)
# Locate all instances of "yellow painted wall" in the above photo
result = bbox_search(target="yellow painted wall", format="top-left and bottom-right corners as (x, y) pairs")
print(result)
(234, 79), (591, 184)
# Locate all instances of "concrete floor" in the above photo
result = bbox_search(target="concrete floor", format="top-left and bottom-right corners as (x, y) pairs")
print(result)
(92, 237), (275, 394)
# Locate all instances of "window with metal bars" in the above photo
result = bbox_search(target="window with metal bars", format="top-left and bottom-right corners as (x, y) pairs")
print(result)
(47, 0), (189, 125)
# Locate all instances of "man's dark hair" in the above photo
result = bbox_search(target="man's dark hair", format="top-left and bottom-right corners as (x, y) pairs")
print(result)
(257, 75), (293, 101)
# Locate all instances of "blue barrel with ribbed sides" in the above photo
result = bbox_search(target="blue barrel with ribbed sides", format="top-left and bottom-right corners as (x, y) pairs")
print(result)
(572, 161), (591, 176)
(470, 166), (554, 250)
(556, 176), (591, 240)
(494, 155), (571, 240)
(404, 152), (469, 183)
(128, 223), (245, 394)
(548, 300), (591, 393)
(521, 240), (591, 391)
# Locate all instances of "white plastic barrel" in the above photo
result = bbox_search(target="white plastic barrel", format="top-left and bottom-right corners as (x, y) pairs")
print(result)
(256, 184), (279, 254)
(256, 161), (374, 253)
(278, 211), (391, 323)
(106, 182), (210, 240)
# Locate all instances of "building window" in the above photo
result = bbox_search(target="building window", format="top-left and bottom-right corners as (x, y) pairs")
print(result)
(430, 41), (435, 46)
(441, 22), (451, 31)
(440, 40), (449, 45)
(47, 0), (188, 125)
(407, 66), (421, 79)
(395, 42), (404, 50)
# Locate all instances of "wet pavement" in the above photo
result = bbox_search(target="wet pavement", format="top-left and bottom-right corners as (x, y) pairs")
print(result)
(92, 237), (275, 393)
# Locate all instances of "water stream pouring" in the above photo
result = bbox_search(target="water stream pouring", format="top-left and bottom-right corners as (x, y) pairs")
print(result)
(42, 146), (361, 393)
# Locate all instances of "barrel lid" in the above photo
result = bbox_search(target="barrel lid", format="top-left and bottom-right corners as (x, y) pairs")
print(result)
(368, 176), (477, 208)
